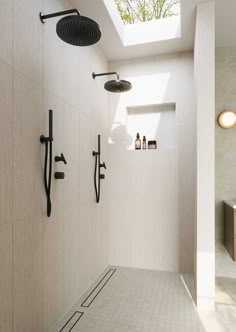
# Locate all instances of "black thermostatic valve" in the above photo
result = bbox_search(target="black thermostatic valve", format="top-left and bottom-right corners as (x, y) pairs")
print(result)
(55, 172), (65, 179)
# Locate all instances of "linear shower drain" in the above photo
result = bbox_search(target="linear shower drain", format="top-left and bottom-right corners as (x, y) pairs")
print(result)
(59, 311), (84, 332)
(81, 268), (116, 307)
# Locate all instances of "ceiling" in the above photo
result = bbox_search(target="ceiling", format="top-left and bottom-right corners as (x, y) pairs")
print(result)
(70, 0), (236, 62)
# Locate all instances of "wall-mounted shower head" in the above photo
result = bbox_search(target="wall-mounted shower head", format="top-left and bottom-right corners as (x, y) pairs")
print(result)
(39, 9), (101, 46)
(92, 72), (132, 93)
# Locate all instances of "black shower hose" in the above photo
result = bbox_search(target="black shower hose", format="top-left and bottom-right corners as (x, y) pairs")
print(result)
(44, 140), (52, 217)
(94, 154), (100, 203)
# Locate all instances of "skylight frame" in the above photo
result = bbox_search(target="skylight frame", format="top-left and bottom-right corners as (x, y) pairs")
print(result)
(103, 0), (181, 46)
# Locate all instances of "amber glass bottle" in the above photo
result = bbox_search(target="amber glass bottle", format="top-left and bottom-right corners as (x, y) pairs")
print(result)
(135, 133), (141, 150)
(142, 136), (147, 149)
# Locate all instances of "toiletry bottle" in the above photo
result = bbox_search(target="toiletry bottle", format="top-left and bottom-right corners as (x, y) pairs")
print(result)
(135, 133), (141, 150)
(142, 136), (147, 150)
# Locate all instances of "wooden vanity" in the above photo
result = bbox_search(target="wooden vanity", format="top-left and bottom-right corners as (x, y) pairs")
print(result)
(224, 201), (236, 261)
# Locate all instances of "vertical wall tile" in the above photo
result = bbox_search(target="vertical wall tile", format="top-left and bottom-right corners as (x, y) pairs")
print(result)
(13, 217), (44, 332)
(43, 213), (64, 332)
(42, 90), (64, 332)
(13, 70), (43, 220)
(43, 21), (64, 97)
(43, 0), (72, 23)
(63, 102), (80, 211)
(63, 102), (81, 309)
(0, 221), (12, 332)
(13, 0), (43, 83)
(0, 61), (13, 221)
(0, 0), (12, 65)
(0, 60), (13, 332)
(79, 111), (95, 206)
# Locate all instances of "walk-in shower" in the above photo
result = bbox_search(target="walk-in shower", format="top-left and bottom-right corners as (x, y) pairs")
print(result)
(92, 135), (106, 203)
(92, 72), (132, 92)
(39, 9), (101, 46)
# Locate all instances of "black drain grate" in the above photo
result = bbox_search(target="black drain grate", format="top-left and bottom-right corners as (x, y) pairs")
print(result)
(81, 268), (116, 308)
(59, 311), (84, 332)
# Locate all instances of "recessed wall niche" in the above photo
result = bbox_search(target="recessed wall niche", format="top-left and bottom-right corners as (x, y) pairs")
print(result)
(127, 103), (176, 150)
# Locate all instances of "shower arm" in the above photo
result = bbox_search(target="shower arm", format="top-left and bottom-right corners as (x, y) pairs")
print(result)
(92, 72), (120, 80)
(39, 9), (80, 23)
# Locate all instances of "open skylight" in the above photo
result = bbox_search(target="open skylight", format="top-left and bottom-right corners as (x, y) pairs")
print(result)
(103, 0), (181, 46)
(114, 0), (180, 25)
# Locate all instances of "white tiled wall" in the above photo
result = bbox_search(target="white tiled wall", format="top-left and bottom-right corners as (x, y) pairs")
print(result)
(108, 53), (195, 274)
(0, 0), (109, 331)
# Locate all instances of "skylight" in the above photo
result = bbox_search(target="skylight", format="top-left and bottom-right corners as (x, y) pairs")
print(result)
(103, 0), (181, 46)
(114, 0), (180, 25)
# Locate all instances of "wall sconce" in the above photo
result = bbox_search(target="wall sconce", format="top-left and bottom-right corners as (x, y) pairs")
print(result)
(218, 110), (236, 129)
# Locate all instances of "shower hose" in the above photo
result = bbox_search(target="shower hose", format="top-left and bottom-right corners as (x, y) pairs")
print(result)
(43, 139), (52, 217)
(94, 153), (100, 203)
(40, 109), (53, 217)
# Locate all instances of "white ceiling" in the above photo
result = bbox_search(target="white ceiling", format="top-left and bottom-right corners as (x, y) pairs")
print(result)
(70, 0), (236, 61)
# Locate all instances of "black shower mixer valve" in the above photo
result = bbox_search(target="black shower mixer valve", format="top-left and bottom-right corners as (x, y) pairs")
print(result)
(55, 153), (67, 164)
(100, 162), (106, 169)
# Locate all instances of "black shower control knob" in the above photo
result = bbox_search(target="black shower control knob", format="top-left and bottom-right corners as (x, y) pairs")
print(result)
(55, 153), (67, 164)
(100, 162), (106, 169)
(100, 174), (105, 180)
(54, 172), (65, 179)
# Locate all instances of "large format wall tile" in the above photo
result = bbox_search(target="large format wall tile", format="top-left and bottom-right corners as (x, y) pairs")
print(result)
(0, 0), (12, 65)
(13, 217), (44, 332)
(43, 21), (64, 97)
(43, 0), (72, 24)
(0, 61), (13, 221)
(0, 221), (12, 332)
(43, 213), (64, 332)
(13, 70), (43, 220)
(0, 60), (13, 332)
(63, 102), (81, 310)
(13, 0), (43, 84)
(42, 90), (64, 332)
(63, 102), (80, 211)
(79, 111), (95, 206)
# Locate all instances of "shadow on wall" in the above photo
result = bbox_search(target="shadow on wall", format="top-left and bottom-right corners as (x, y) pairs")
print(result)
(110, 122), (133, 148)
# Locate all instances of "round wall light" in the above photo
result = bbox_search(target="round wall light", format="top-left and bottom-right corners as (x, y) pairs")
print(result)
(218, 110), (236, 129)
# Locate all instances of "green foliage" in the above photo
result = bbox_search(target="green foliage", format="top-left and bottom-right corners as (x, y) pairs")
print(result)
(114, 0), (180, 24)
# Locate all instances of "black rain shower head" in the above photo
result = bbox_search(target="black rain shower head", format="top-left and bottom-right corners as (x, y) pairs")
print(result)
(92, 72), (132, 93)
(39, 9), (101, 47)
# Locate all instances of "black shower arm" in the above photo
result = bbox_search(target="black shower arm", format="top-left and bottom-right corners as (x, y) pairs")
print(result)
(92, 72), (120, 80)
(39, 9), (80, 23)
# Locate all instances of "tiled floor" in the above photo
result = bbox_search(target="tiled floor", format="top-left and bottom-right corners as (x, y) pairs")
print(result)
(215, 277), (236, 331)
(216, 243), (236, 278)
(199, 277), (236, 332)
(54, 267), (206, 332)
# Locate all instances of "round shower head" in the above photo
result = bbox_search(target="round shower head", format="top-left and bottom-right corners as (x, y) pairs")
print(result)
(104, 79), (132, 93)
(56, 15), (101, 46)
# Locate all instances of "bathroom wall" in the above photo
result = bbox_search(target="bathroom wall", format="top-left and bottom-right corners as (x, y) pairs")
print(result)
(0, 1), (109, 331)
(194, 0), (215, 310)
(107, 52), (195, 274)
(215, 47), (236, 243)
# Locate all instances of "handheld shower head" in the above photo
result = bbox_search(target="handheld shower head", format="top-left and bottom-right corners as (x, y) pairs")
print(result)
(40, 9), (101, 46)
(92, 72), (132, 93)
